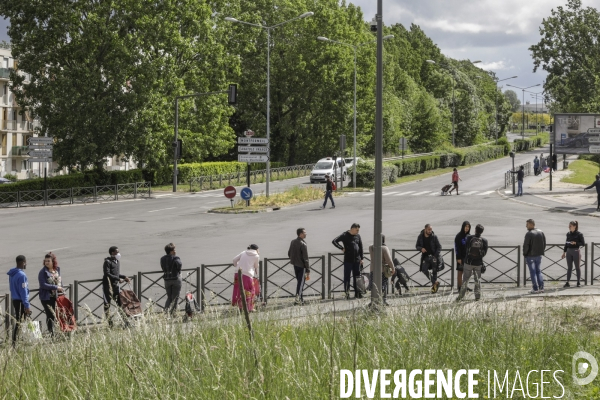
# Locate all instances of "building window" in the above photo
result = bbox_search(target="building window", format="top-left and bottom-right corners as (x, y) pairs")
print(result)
(1, 133), (5, 155)
(12, 133), (17, 147)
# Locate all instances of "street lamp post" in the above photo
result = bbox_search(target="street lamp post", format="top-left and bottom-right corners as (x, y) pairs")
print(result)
(530, 92), (543, 133)
(317, 35), (394, 188)
(226, 12), (314, 198)
(506, 83), (541, 140)
(491, 76), (517, 143)
(426, 60), (480, 146)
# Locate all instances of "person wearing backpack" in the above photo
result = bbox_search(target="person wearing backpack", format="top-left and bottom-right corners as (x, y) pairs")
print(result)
(368, 234), (395, 306)
(523, 219), (546, 294)
(321, 174), (336, 209)
(160, 242), (183, 316)
(454, 221), (471, 292)
(456, 224), (488, 301)
(415, 224), (442, 293)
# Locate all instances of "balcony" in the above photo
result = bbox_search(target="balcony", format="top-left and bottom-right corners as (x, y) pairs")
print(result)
(0, 68), (12, 80)
(11, 146), (29, 157)
(3, 120), (16, 130)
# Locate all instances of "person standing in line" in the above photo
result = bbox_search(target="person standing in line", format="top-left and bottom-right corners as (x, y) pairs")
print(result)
(321, 174), (336, 209)
(448, 168), (462, 195)
(8, 255), (30, 344)
(288, 228), (310, 305)
(160, 243), (182, 316)
(38, 252), (63, 336)
(533, 156), (540, 176)
(456, 224), (488, 301)
(562, 221), (585, 288)
(454, 221), (471, 292)
(584, 174), (600, 211)
(332, 223), (364, 299)
(102, 246), (130, 326)
(368, 234), (395, 306)
(232, 244), (260, 312)
(539, 153), (547, 173)
(523, 219), (546, 294)
(510, 165), (525, 196)
(552, 153), (558, 172)
(416, 224), (442, 293)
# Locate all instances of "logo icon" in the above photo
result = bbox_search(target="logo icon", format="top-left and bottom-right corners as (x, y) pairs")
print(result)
(573, 351), (598, 385)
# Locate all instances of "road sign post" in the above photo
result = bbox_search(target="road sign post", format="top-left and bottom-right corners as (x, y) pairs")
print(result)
(224, 185), (236, 208)
(240, 187), (253, 207)
(339, 135), (346, 191)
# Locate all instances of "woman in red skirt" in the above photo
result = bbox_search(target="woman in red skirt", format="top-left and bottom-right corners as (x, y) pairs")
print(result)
(232, 244), (260, 312)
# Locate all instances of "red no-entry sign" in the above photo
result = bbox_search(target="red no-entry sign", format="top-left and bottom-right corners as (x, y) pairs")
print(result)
(224, 186), (236, 199)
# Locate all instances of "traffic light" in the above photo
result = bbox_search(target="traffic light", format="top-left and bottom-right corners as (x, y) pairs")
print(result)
(228, 84), (237, 104)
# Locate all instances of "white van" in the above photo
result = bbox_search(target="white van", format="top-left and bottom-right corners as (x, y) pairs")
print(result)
(310, 157), (346, 184)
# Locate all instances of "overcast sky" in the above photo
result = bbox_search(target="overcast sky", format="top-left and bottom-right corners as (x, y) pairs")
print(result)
(1, 1), (599, 104)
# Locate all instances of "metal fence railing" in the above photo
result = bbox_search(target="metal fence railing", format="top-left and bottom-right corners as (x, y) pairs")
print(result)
(504, 162), (532, 189)
(0, 182), (151, 208)
(73, 276), (137, 326)
(481, 246), (521, 286)
(327, 253), (371, 298)
(200, 262), (263, 311)
(189, 164), (315, 192)
(1, 293), (9, 340)
(592, 244), (600, 285)
(137, 268), (200, 312)
(392, 249), (455, 289)
(263, 257), (325, 303)
(525, 244), (588, 286)
(25, 286), (73, 325)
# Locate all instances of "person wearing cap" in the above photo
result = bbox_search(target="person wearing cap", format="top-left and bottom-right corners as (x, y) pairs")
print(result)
(232, 244), (261, 312)
(321, 174), (335, 209)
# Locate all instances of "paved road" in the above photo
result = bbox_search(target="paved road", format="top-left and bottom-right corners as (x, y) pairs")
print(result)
(2, 145), (597, 298)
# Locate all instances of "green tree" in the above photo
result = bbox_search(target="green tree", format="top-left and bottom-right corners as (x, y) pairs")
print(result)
(504, 89), (521, 112)
(407, 90), (445, 153)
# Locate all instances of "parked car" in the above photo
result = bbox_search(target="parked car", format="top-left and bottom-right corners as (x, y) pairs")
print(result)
(560, 132), (600, 148)
(310, 157), (346, 184)
(344, 157), (362, 170)
(0, 177), (12, 184)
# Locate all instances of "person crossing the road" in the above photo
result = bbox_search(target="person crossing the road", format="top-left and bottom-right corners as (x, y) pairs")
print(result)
(448, 168), (462, 195)
(321, 174), (336, 209)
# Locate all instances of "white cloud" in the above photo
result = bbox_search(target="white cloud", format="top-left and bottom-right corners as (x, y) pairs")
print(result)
(477, 60), (515, 71)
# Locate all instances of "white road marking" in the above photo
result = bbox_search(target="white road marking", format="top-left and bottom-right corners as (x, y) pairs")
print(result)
(430, 192), (439, 196)
(411, 191), (431, 195)
(383, 192), (398, 196)
(363, 193), (374, 196)
(148, 207), (177, 213)
(477, 191), (495, 196)
(461, 191), (478, 195)
(394, 191), (415, 196)
(80, 217), (115, 223)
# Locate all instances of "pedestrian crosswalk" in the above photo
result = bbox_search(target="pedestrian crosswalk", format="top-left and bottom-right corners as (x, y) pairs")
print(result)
(347, 190), (496, 197)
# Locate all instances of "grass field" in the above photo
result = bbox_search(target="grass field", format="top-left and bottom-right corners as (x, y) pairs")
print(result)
(2, 298), (600, 399)
(213, 186), (335, 211)
(561, 160), (600, 185)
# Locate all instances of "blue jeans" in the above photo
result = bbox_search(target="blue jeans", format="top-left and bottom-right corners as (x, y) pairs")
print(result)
(517, 180), (523, 196)
(323, 190), (335, 207)
(526, 256), (544, 290)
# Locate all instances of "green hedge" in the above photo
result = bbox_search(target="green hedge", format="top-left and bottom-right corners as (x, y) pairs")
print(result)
(143, 161), (287, 186)
(354, 161), (398, 188)
(512, 133), (549, 152)
(0, 170), (144, 193)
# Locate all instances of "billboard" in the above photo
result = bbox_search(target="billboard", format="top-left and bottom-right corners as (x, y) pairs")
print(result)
(553, 113), (600, 154)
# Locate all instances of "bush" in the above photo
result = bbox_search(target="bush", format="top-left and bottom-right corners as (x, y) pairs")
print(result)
(512, 133), (549, 152)
(497, 137), (511, 156)
(3, 173), (17, 182)
(353, 161), (398, 188)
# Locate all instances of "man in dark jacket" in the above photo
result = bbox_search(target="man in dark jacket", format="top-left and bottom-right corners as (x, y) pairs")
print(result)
(416, 224), (442, 293)
(160, 242), (182, 315)
(321, 174), (335, 209)
(584, 174), (600, 211)
(7, 255), (30, 345)
(332, 223), (363, 299)
(510, 165), (525, 196)
(288, 228), (310, 305)
(523, 219), (546, 293)
(456, 224), (488, 301)
(103, 246), (130, 325)
(454, 221), (471, 292)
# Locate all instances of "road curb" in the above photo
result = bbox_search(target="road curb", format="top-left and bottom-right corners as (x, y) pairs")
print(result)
(495, 187), (600, 218)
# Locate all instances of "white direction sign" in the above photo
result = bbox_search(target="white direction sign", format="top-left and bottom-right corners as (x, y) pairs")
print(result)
(28, 150), (53, 157)
(28, 137), (53, 144)
(238, 146), (269, 153)
(238, 137), (269, 144)
(590, 146), (600, 154)
(588, 128), (600, 134)
(238, 154), (269, 162)
(28, 158), (52, 163)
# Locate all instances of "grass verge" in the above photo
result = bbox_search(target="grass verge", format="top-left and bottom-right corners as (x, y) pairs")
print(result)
(211, 186), (338, 212)
(2, 298), (600, 399)
(561, 160), (600, 185)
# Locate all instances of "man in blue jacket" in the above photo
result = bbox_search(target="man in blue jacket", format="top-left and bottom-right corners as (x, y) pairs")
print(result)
(7, 255), (31, 344)
(584, 174), (600, 211)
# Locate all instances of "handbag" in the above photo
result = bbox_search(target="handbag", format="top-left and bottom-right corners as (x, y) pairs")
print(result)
(356, 274), (368, 295)
(436, 255), (445, 272)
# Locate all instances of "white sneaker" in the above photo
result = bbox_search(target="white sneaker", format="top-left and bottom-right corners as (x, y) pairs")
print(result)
(539, 289), (544, 293)
(529, 289), (538, 294)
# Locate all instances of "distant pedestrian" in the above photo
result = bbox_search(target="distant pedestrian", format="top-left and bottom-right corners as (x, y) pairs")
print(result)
(454, 221), (471, 292)
(540, 153), (547, 173)
(523, 219), (546, 294)
(321, 174), (336, 209)
(332, 223), (364, 299)
(510, 165), (525, 196)
(160, 243), (182, 316)
(456, 224), (488, 301)
(38, 252), (63, 336)
(368, 234), (395, 306)
(552, 153), (558, 171)
(562, 221), (585, 288)
(416, 224), (441, 293)
(448, 168), (462, 195)
(103, 246), (130, 326)
(288, 228), (310, 305)
(232, 244), (260, 312)
(584, 174), (600, 211)
(8, 255), (30, 344)
(533, 156), (540, 176)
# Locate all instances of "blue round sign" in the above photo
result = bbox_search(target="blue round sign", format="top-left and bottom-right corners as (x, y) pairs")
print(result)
(240, 187), (254, 200)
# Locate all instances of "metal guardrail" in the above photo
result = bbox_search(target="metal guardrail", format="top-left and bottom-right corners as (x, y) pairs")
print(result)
(137, 268), (200, 312)
(592, 244), (600, 285)
(504, 162), (532, 189)
(327, 253), (371, 298)
(525, 244), (588, 286)
(1, 293), (9, 340)
(200, 262), (263, 311)
(189, 164), (315, 192)
(392, 249), (455, 289)
(263, 257), (325, 303)
(0, 182), (151, 208)
(73, 276), (137, 326)
(481, 246), (520, 286)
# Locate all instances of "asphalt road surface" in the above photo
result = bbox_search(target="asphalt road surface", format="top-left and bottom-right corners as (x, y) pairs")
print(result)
(1, 145), (594, 298)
